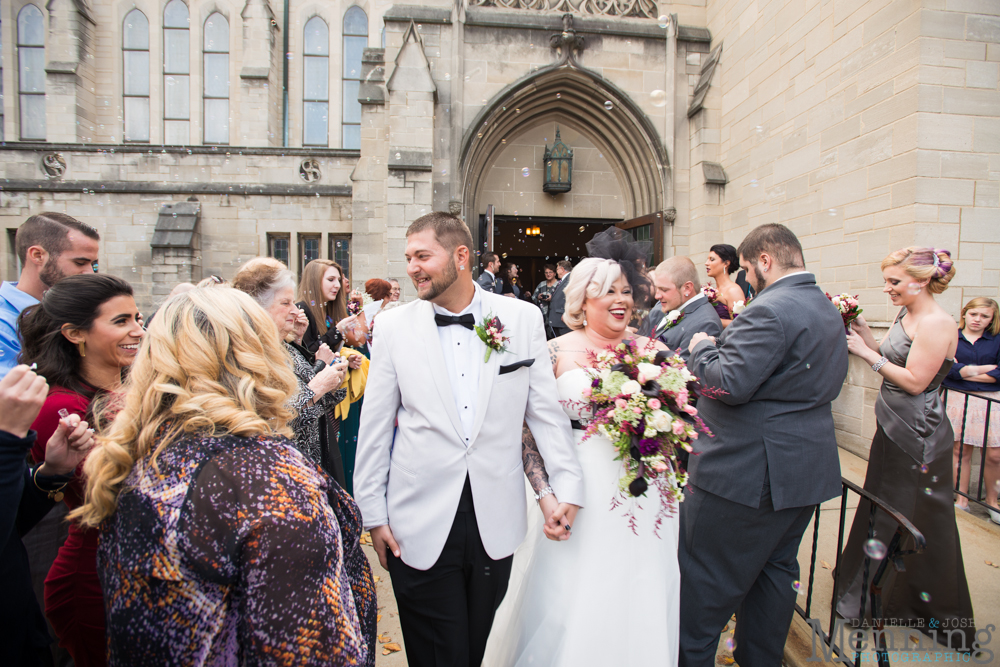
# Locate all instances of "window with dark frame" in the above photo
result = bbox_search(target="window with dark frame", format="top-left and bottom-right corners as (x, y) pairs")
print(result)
(163, 0), (191, 144)
(298, 234), (321, 276)
(203, 13), (230, 144)
(267, 233), (290, 267)
(341, 7), (367, 150)
(17, 5), (45, 140)
(329, 235), (351, 281)
(6, 229), (20, 279)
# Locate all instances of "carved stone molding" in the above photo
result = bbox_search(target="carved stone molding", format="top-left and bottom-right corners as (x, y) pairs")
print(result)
(41, 153), (67, 179)
(299, 158), (322, 183)
(468, 0), (658, 20)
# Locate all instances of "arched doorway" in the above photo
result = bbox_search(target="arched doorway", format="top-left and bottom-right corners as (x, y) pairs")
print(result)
(460, 65), (670, 291)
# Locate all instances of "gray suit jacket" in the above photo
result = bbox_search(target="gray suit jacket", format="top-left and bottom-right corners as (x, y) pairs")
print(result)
(547, 276), (569, 333)
(656, 295), (723, 362)
(476, 270), (502, 294)
(687, 272), (848, 511)
(637, 303), (663, 337)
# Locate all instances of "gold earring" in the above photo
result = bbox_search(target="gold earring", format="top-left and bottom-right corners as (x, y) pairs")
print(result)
(78, 341), (86, 357)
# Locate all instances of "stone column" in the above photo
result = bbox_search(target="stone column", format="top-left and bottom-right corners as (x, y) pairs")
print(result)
(351, 48), (390, 286)
(44, 0), (95, 143)
(238, 0), (279, 146)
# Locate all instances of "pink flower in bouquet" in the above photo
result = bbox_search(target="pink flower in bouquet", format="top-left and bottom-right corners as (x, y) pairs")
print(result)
(672, 421), (686, 436)
(624, 355), (634, 364)
(581, 387), (592, 398)
(615, 398), (628, 410)
(685, 405), (698, 416)
(653, 461), (668, 473)
(648, 398), (662, 410)
(632, 406), (643, 415)
(677, 389), (689, 405)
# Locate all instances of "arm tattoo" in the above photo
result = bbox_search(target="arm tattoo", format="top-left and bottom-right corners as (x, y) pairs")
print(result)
(548, 340), (559, 368)
(521, 421), (550, 494)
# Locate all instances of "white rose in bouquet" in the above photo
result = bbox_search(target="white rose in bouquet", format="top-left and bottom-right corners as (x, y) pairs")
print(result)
(649, 409), (672, 432)
(637, 362), (662, 384)
(620, 379), (642, 396)
(732, 300), (746, 315)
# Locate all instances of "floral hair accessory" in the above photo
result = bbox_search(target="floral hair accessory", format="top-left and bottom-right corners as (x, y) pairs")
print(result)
(474, 312), (510, 362)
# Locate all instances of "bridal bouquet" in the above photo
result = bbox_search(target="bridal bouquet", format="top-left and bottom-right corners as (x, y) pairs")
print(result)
(827, 292), (862, 329)
(702, 284), (732, 319)
(579, 339), (710, 533)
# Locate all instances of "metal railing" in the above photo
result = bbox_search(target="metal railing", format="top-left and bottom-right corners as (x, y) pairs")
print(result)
(941, 386), (1000, 514)
(796, 478), (926, 667)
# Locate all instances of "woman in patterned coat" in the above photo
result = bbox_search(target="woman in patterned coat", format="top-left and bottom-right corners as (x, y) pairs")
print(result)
(72, 286), (376, 666)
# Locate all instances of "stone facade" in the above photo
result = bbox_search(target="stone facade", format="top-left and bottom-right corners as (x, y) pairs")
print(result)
(0, 0), (997, 456)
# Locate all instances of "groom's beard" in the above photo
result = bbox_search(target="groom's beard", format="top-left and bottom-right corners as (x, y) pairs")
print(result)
(417, 259), (459, 301)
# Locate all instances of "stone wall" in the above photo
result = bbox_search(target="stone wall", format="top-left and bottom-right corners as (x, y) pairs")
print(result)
(696, 0), (1000, 457)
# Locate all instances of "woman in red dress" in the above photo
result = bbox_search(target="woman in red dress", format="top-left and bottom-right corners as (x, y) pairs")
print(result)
(18, 274), (143, 666)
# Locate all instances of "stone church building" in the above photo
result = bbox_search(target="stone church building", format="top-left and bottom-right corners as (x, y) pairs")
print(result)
(0, 0), (997, 450)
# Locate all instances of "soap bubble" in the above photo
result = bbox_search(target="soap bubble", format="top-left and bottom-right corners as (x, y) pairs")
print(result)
(724, 638), (736, 651)
(501, 253), (507, 258)
(522, 167), (530, 177)
(907, 282), (922, 295)
(579, 226), (585, 232)
(791, 580), (803, 594)
(604, 100), (614, 111)
(923, 487), (933, 495)
(395, 152), (401, 160)
(919, 592), (932, 602)
(650, 90), (667, 107)
(931, 475), (939, 482)
(750, 179), (759, 187)
(828, 208), (838, 216)
(920, 464), (929, 473)
(555, 93), (561, 99)
(863, 539), (887, 560)
(658, 15), (669, 29)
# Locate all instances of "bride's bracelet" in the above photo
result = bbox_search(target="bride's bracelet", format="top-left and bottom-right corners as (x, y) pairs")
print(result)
(871, 356), (889, 373)
(534, 486), (555, 502)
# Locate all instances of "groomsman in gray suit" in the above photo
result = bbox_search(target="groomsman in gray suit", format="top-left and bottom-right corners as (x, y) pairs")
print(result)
(546, 260), (573, 338)
(679, 224), (848, 667)
(476, 252), (503, 294)
(647, 256), (722, 361)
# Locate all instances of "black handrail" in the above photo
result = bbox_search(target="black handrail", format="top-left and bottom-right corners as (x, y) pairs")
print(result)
(796, 477), (926, 666)
(941, 386), (999, 515)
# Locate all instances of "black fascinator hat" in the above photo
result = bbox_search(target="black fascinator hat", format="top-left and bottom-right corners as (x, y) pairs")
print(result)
(585, 227), (654, 311)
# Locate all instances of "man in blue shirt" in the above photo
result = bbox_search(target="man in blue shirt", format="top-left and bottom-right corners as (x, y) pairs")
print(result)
(0, 213), (100, 377)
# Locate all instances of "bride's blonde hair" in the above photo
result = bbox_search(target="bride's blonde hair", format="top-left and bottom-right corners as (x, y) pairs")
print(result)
(563, 258), (626, 330)
(71, 287), (298, 528)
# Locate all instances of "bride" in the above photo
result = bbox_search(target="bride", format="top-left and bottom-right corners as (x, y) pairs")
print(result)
(484, 231), (680, 666)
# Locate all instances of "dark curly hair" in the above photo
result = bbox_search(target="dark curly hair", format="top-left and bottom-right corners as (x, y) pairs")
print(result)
(709, 244), (740, 275)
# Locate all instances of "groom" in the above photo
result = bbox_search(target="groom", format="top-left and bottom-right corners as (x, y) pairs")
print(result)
(679, 224), (848, 667)
(354, 212), (584, 667)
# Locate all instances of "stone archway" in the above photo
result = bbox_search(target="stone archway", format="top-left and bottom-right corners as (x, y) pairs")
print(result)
(460, 64), (669, 246)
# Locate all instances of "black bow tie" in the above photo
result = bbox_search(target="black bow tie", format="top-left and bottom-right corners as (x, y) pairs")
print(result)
(435, 313), (475, 330)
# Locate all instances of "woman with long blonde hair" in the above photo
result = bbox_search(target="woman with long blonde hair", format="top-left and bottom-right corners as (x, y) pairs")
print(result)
(73, 287), (376, 666)
(836, 247), (975, 648)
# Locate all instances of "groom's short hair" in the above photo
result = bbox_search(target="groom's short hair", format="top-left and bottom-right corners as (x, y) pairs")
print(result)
(737, 223), (805, 270)
(407, 212), (474, 253)
(655, 256), (700, 292)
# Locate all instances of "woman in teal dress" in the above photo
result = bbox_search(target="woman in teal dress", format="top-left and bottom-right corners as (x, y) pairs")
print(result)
(837, 247), (975, 651)
(338, 340), (368, 496)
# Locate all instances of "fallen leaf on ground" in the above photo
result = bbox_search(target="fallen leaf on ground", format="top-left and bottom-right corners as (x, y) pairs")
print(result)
(377, 614), (382, 623)
(373, 576), (381, 583)
(378, 635), (392, 644)
(384, 643), (402, 653)
(720, 624), (729, 634)
(717, 657), (735, 665)
(821, 560), (832, 569)
(986, 560), (998, 568)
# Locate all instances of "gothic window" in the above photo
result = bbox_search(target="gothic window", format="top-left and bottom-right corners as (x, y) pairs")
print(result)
(330, 235), (351, 280)
(342, 7), (367, 149)
(298, 234), (320, 276)
(203, 13), (229, 144)
(17, 5), (45, 140)
(1, 20), (5, 141)
(163, 0), (190, 144)
(303, 17), (329, 146)
(123, 9), (150, 142)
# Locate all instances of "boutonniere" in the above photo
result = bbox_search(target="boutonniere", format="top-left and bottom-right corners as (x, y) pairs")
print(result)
(474, 312), (510, 362)
(663, 309), (684, 330)
(731, 297), (752, 318)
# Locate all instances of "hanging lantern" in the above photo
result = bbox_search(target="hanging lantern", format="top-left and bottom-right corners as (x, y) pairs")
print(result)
(543, 128), (573, 194)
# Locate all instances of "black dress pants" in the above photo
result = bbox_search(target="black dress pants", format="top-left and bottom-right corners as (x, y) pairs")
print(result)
(386, 477), (513, 667)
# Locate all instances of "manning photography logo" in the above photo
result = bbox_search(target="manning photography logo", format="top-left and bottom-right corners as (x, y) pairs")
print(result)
(807, 619), (995, 664)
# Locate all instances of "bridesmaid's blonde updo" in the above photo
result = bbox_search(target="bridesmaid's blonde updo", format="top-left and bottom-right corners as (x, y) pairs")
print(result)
(881, 247), (955, 294)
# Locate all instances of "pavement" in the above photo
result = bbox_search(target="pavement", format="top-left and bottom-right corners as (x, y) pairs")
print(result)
(363, 446), (1000, 666)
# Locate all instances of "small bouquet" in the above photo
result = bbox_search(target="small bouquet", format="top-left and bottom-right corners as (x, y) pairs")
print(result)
(346, 289), (364, 316)
(702, 284), (732, 319)
(474, 312), (510, 362)
(579, 339), (711, 534)
(827, 293), (862, 330)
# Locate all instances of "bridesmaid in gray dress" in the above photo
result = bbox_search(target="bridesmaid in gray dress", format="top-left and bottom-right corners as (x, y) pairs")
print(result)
(837, 247), (976, 651)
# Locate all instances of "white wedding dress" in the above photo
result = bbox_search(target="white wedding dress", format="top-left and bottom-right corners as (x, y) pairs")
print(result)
(483, 368), (680, 666)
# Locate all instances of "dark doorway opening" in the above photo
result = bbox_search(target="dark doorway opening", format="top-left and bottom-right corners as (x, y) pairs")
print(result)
(476, 214), (617, 295)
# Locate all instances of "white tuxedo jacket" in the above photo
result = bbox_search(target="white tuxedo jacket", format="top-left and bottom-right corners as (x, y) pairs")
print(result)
(354, 288), (585, 570)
